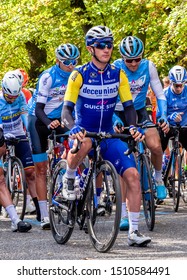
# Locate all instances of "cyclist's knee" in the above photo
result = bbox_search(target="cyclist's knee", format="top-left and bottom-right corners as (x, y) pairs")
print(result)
(35, 162), (48, 176)
(25, 167), (36, 180)
(123, 167), (140, 185)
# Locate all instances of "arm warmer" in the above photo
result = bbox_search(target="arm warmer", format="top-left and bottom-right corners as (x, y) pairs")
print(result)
(21, 113), (28, 130)
(35, 102), (51, 127)
(123, 104), (137, 126)
(61, 105), (75, 129)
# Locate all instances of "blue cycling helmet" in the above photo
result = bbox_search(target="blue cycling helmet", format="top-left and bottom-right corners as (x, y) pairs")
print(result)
(55, 43), (80, 61)
(119, 36), (144, 58)
(85, 25), (113, 46)
(169, 65), (187, 83)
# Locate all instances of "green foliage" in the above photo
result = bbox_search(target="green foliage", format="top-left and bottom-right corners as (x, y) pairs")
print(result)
(0, 0), (186, 84)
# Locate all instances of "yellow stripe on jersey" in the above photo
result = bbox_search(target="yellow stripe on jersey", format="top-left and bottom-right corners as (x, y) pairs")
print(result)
(64, 70), (83, 104)
(118, 69), (133, 103)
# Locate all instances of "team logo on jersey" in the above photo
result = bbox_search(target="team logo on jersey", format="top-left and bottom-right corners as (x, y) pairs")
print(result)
(71, 71), (79, 81)
(130, 75), (146, 94)
(90, 72), (97, 78)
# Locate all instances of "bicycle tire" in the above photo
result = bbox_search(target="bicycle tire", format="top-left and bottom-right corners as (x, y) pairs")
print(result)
(49, 159), (75, 244)
(181, 152), (187, 203)
(165, 151), (181, 212)
(6, 156), (27, 220)
(138, 154), (155, 231)
(87, 160), (121, 253)
(171, 153), (181, 212)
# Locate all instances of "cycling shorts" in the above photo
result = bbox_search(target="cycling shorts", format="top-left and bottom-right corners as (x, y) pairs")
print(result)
(14, 135), (34, 169)
(31, 118), (69, 163)
(115, 106), (152, 126)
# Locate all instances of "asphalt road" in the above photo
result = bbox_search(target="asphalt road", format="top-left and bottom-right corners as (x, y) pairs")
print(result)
(0, 197), (187, 261)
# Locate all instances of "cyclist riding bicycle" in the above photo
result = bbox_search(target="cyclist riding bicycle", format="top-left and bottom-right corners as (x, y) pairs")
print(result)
(158, 65), (187, 170)
(61, 25), (151, 247)
(112, 36), (169, 229)
(0, 73), (34, 232)
(0, 71), (40, 220)
(28, 43), (80, 229)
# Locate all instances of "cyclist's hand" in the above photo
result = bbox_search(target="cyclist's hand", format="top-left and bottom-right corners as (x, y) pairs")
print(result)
(47, 120), (60, 130)
(70, 125), (85, 141)
(158, 117), (170, 134)
(0, 128), (5, 147)
(168, 112), (183, 123)
(113, 120), (124, 133)
(129, 125), (145, 142)
(4, 133), (16, 140)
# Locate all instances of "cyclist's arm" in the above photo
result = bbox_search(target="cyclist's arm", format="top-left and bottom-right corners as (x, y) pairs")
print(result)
(62, 70), (82, 129)
(21, 113), (28, 130)
(149, 61), (167, 119)
(118, 70), (137, 126)
(35, 73), (53, 127)
(35, 102), (51, 127)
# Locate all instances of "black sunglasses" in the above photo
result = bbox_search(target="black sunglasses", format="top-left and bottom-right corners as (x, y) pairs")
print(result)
(124, 57), (142, 63)
(92, 42), (113, 50)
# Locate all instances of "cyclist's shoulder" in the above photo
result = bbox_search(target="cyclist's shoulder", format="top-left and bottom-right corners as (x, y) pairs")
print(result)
(112, 58), (123, 67)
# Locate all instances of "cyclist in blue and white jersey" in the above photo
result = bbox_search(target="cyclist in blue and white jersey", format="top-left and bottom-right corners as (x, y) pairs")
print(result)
(61, 26), (151, 247)
(112, 36), (169, 229)
(0, 72), (33, 232)
(28, 43), (80, 229)
(158, 65), (187, 162)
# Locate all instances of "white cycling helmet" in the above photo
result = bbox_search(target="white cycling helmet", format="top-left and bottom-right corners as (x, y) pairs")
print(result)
(169, 65), (187, 83)
(85, 25), (113, 46)
(4, 70), (24, 85)
(2, 72), (22, 97)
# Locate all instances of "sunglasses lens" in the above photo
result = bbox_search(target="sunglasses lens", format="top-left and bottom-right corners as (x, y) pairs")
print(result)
(62, 59), (78, 66)
(125, 57), (141, 63)
(173, 83), (184, 88)
(93, 42), (113, 49)
(4, 94), (17, 100)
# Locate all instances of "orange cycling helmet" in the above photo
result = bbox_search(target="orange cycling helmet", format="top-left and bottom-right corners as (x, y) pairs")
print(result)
(17, 68), (29, 87)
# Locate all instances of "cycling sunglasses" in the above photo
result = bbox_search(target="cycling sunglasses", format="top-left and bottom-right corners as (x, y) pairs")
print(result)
(124, 57), (142, 63)
(61, 59), (78, 66)
(92, 42), (113, 50)
(173, 83), (185, 88)
(4, 93), (19, 100)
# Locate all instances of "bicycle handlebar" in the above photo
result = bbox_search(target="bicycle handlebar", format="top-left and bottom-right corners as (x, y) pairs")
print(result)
(71, 131), (133, 155)
(5, 137), (29, 145)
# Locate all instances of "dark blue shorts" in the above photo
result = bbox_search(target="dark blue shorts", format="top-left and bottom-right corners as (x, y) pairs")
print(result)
(15, 135), (34, 169)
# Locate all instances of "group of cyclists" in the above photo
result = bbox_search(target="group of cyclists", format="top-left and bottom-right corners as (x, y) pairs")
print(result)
(0, 25), (187, 248)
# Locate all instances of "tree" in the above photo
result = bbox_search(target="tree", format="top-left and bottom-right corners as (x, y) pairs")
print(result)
(0, 0), (186, 85)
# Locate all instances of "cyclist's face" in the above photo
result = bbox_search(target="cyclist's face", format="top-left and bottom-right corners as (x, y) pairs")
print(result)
(87, 42), (113, 64)
(123, 57), (142, 72)
(3, 93), (18, 104)
(172, 83), (185, 94)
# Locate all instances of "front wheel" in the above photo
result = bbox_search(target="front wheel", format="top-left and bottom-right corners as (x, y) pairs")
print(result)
(49, 159), (75, 244)
(6, 157), (27, 220)
(87, 160), (121, 253)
